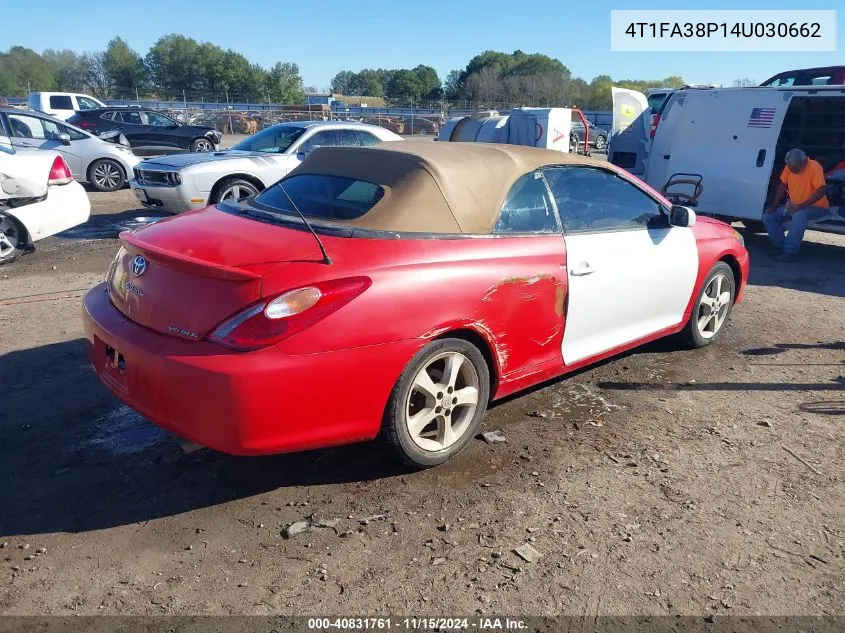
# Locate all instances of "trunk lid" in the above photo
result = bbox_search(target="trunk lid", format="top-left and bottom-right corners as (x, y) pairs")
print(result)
(106, 205), (328, 340)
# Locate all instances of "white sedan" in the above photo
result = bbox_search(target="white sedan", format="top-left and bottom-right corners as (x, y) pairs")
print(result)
(0, 137), (90, 264)
(129, 120), (402, 213)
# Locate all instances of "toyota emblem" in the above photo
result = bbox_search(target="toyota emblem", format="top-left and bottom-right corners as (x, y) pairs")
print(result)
(132, 256), (147, 277)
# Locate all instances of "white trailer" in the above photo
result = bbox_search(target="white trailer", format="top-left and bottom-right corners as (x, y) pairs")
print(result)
(609, 85), (845, 234)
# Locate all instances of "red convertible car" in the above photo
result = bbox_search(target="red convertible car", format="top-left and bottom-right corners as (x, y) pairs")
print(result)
(83, 142), (749, 468)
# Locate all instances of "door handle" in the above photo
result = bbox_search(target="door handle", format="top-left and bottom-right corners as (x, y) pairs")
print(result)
(756, 149), (766, 167)
(570, 263), (595, 276)
(17, 141), (34, 147)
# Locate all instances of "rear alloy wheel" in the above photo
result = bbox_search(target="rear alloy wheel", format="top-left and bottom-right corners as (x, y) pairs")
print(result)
(594, 134), (607, 150)
(0, 214), (26, 265)
(681, 262), (735, 348)
(384, 338), (490, 468)
(191, 138), (214, 152)
(213, 178), (259, 204)
(89, 159), (125, 192)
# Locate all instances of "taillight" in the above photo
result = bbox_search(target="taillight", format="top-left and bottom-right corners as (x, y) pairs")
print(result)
(649, 113), (661, 138)
(48, 156), (73, 185)
(208, 277), (371, 351)
(76, 120), (95, 129)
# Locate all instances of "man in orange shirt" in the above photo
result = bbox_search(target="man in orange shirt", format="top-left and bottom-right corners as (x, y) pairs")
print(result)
(763, 148), (830, 261)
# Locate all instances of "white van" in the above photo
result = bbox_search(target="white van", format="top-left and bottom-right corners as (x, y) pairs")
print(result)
(27, 92), (105, 121)
(609, 85), (845, 234)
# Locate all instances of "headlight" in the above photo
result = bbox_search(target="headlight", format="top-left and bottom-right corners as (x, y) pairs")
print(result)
(170, 172), (182, 185)
(731, 229), (745, 246)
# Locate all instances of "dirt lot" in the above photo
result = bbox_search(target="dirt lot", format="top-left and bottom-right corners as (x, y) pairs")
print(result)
(0, 187), (843, 618)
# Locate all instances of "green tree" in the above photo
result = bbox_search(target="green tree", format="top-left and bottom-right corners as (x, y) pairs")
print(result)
(104, 37), (147, 96)
(387, 69), (422, 103)
(43, 49), (90, 91)
(349, 69), (386, 97)
(443, 69), (462, 101)
(331, 70), (355, 94)
(145, 34), (200, 93)
(266, 62), (303, 103)
(412, 65), (440, 100)
(0, 46), (56, 94)
(86, 51), (113, 99)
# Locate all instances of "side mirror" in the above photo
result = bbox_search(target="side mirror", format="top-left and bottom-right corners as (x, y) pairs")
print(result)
(669, 205), (696, 227)
(58, 132), (71, 146)
(296, 149), (310, 160)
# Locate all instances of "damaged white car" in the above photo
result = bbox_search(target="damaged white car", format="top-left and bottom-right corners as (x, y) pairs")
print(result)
(0, 134), (91, 264)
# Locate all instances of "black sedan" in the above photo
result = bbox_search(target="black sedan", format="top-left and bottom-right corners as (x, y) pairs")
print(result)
(570, 119), (608, 151)
(67, 108), (222, 156)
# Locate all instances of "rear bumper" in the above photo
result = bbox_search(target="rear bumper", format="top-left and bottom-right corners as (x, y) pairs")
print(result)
(82, 283), (421, 455)
(6, 181), (90, 243)
(129, 179), (206, 214)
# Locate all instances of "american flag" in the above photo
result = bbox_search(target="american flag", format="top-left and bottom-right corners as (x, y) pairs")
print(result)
(748, 107), (776, 128)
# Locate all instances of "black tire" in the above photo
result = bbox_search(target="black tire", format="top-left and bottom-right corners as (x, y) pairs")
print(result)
(594, 134), (607, 150)
(383, 338), (490, 469)
(680, 262), (735, 348)
(741, 219), (765, 233)
(0, 213), (27, 265)
(88, 158), (126, 192)
(211, 178), (259, 204)
(191, 137), (214, 152)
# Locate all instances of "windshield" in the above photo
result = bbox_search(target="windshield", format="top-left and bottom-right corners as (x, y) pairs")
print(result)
(232, 125), (305, 154)
(252, 174), (384, 221)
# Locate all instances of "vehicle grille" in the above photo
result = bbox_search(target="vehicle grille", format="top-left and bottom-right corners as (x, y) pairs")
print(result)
(135, 169), (179, 186)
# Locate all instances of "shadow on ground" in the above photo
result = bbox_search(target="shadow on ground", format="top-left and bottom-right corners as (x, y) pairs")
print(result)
(742, 230), (845, 299)
(0, 339), (406, 537)
(58, 210), (169, 241)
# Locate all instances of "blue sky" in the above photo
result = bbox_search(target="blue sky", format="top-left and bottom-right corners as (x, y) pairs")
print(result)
(4, 0), (841, 88)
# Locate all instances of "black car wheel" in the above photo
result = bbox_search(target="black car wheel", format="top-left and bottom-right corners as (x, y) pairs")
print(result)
(191, 138), (214, 152)
(88, 159), (126, 192)
(594, 134), (607, 150)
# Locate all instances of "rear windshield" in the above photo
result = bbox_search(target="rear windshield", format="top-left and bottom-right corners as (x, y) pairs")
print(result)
(253, 174), (385, 221)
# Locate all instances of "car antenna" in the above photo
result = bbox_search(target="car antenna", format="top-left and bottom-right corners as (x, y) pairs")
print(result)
(277, 182), (332, 265)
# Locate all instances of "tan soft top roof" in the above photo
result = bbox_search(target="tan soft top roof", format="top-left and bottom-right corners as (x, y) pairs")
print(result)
(290, 141), (609, 234)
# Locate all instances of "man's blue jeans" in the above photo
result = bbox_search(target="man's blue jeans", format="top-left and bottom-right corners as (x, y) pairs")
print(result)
(762, 205), (828, 255)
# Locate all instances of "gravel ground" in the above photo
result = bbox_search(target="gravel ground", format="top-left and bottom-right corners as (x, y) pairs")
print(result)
(0, 187), (842, 617)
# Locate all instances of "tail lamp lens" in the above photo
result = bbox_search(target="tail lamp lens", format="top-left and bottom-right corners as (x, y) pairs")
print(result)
(48, 156), (74, 185)
(208, 277), (371, 351)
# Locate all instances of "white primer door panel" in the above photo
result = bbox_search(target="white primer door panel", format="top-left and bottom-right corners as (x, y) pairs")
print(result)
(562, 227), (698, 365)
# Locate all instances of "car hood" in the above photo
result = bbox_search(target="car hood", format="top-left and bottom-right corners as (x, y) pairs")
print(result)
(138, 150), (278, 169)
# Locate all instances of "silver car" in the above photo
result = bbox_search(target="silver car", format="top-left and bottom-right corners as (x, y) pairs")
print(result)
(1, 106), (140, 192)
(129, 121), (402, 213)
